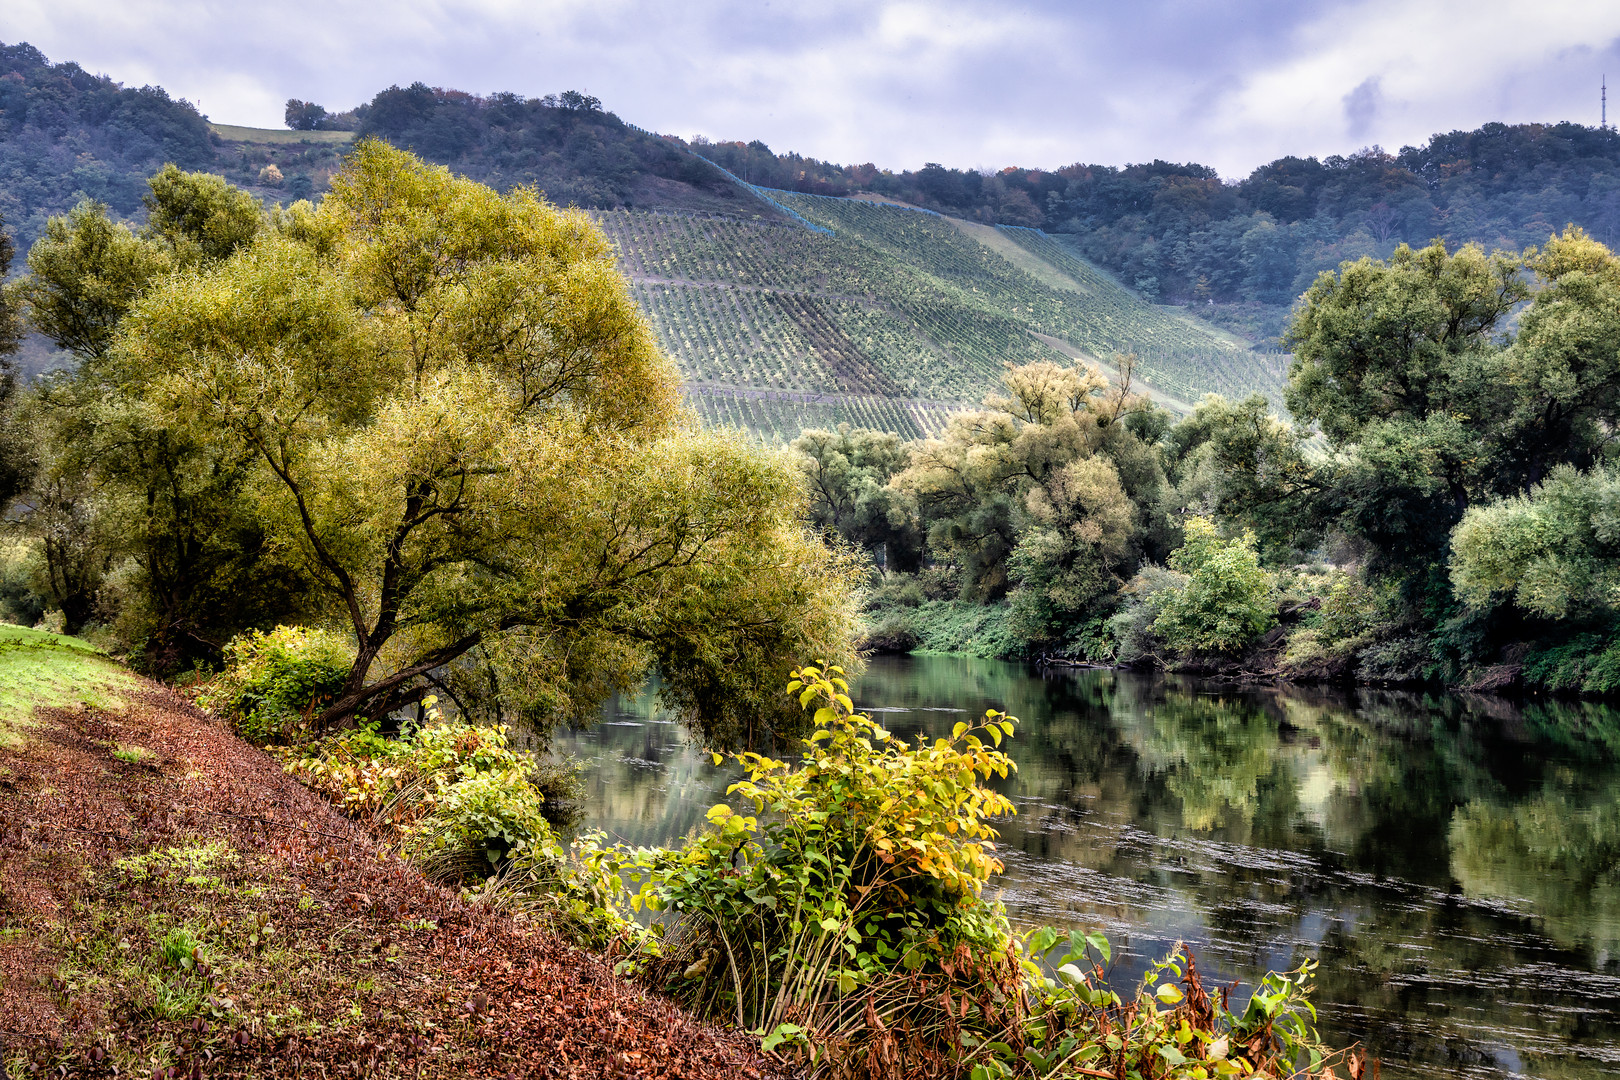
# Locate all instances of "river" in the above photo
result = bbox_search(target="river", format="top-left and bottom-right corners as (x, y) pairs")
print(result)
(550, 654), (1620, 1078)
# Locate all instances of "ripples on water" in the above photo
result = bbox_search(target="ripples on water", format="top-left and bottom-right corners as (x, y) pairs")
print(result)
(549, 655), (1620, 1079)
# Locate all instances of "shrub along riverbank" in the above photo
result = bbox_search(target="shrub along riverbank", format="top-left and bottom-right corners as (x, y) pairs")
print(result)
(156, 624), (1362, 1080)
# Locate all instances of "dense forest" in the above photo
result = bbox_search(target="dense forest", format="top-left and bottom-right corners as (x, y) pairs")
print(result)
(699, 125), (1620, 339)
(0, 42), (214, 251)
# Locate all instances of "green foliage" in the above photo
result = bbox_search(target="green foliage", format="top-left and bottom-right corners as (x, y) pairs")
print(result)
(1164, 394), (1318, 558)
(864, 599), (1027, 659)
(0, 536), (46, 627)
(1523, 632), (1620, 694)
(1149, 519), (1276, 656)
(896, 359), (1155, 612)
(143, 164), (266, 264)
(203, 626), (352, 742)
(1451, 463), (1620, 620)
(987, 932), (1343, 1080)
(88, 140), (858, 746)
(281, 698), (561, 882)
(0, 42), (214, 254)
(609, 664), (1020, 1049)
(791, 424), (922, 572)
(10, 199), (172, 361)
(558, 665), (1345, 1077)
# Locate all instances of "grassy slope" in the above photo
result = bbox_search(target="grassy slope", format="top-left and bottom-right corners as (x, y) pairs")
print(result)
(0, 632), (776, 1079)
(0, 627), (133, 748)
(601, 191), (1285, 441)
(209, 124), (354, 145)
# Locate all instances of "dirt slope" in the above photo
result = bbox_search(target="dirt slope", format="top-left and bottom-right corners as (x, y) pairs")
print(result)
(0, 665), (778, 1080)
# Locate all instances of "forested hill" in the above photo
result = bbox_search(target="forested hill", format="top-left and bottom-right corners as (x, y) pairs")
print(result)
(0, 43), (764, 255)
(7, 37), (1620, 376)
(0, 42), (214, 250)
(700, 124), (1620, 339)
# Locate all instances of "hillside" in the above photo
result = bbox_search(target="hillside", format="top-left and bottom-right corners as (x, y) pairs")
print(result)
(595, 196), (1280, 438)
(0, 626), (775, 1079)
(10, 38), (1620, 436)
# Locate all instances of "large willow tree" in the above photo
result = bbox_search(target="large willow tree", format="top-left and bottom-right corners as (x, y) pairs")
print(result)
(118, 141), (859, 746)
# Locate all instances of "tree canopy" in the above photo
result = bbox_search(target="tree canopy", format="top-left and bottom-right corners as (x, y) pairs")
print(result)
(113, 140), (858, 746)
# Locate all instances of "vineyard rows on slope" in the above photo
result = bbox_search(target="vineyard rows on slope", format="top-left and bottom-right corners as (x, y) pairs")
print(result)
(771, 193), (1287, 402)
(685, 385), (960, 442)
(593, 203), (1286, 439)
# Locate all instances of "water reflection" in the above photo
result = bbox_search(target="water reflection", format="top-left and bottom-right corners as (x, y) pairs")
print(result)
(550, 656), (1620, 1078)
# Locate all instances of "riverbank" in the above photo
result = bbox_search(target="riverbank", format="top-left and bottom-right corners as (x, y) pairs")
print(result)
(0, 628), (779, 1080)
(860, 594), (1589, 699)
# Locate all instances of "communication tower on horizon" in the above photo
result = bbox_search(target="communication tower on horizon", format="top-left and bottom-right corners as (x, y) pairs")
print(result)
(1605, 75), (1609, 130)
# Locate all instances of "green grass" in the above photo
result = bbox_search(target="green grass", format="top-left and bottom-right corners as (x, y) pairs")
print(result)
(0, 625), (136, 747)
(209, 123), (354, 145)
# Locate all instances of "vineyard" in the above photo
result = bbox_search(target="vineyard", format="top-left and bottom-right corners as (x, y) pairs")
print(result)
(593, 198), (1288, 439)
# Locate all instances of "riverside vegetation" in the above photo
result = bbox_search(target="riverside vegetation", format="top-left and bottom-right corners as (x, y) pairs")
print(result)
(196, 635), (1358, 1080)
(808, 229), (1620, 696)
(0, 144), (1370, 1078)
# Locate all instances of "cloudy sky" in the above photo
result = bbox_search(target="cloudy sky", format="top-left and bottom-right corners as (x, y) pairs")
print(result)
(9, 0), (1620, 177)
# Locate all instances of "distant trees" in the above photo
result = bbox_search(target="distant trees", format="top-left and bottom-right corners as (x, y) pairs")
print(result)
(351, 82), (721, 207)
(891, 358), (1170, 652)
(6, 169), (296, 660)
(0, 220), (26, 510)
(284, 99), (327, 130)
(0, 41), (214, 252)
(790, 426), (922, 573)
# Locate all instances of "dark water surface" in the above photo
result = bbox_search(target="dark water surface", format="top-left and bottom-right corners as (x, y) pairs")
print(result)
(551, 654), (1620, 1079)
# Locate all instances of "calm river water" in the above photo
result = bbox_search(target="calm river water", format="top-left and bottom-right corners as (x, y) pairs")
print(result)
(550, 654), (1620, 1079)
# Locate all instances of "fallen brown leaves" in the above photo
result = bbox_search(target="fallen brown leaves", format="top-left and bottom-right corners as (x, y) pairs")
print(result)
(0, 682), (785, 1080)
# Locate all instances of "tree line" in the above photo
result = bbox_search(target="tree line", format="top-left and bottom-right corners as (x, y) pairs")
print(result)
(797, 229), (1620, 695)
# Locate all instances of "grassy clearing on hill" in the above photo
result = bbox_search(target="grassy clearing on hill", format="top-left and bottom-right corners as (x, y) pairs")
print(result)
(0, 627), (134, 748)
(208, 124), (354, 145)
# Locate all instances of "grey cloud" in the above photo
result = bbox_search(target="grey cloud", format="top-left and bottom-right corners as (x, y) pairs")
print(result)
(1343, 76), (1382, 140)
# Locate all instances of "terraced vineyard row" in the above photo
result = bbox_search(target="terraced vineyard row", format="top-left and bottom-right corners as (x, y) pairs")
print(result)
(594, 202), (1287, 439)
(599, 210), (1062, 402)
(686, 386), (960, 442)
(995, 226), (1293, 400)
(770, 193), (1286, 402)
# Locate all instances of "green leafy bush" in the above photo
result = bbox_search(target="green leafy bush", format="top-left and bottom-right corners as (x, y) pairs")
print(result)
(1150, 518), (1276, 656)
(1106, 565), (1188, 663)
(1524, 631), (1620, 694)
(202, 625), (351, 741)
(604, 663), (1020, 1063)
(0, 537), (47, 627)
(987, 932), (1347, 1080)
(281, 701), (564, 882)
